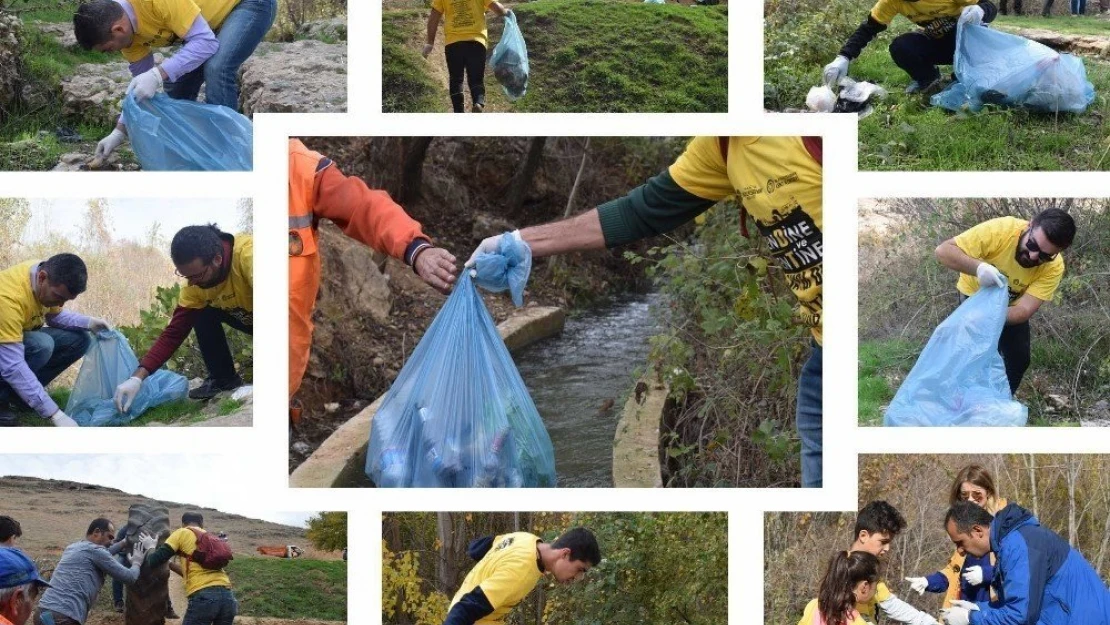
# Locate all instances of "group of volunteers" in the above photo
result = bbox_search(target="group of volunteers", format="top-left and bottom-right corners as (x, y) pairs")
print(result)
(288, 135), (825, 487)
(0, 224), (252, 427)
(0, 512), (238, 625)
(799, 465), (1110, 625)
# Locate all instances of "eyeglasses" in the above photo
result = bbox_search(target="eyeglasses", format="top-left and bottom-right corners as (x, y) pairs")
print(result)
(175, 262), (213, 282)
(1023, 230), (1058, 263)
(960, 489), (987, 503)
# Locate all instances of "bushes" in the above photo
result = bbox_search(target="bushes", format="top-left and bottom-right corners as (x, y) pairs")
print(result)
(631, 201), (809, 487)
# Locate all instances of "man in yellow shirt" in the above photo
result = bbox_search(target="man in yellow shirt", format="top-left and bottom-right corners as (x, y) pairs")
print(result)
(142, 512), (236, 625)
(113, 224), (252, 410)
(468, 136), (825, 487)
(0, 254), (113, 428)
(849, 502), (938, 625)
(422, 0), (511, 113)
(73, 0), (277, 160)
(934, 209), (1073, 395)
(823, 0), (998, 97)
(444, 528), (600, 624)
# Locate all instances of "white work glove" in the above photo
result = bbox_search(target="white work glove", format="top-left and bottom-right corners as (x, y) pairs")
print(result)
(130, 534), (154, 565)
(975, 262), (1006, 289)
(422, 43), (433, 59)
(465, 229), (523, 268)
(959, 5), (985, 27)
(127, 67), (164, 101)
(88, 317), (113, 333)
(962, 565), (984, 586)
(95, 129), (126, 160)
(942, 600), (980, 625)
(823, 55), (850, 87)
(905, 576), (929, 595)
(114, 376), (143, 413)
(136, 531), (157, 551)
(50, 410), (78, 427)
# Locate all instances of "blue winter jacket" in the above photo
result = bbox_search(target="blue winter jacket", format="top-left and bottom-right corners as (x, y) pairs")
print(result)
(970, 503), (1110, 625)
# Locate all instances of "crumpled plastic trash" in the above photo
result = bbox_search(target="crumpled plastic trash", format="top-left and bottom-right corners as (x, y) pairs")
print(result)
(364, 265), (555, 488)
(470, 231), (532, 307)
(931, 21), (1095, 113)
(806, 77), (886, 118)
(122, 93), (253, 171)
(66, 330), (189, 426)
(231, 385), (253, 402)
(884, 283), (1028, 427)
(491, 12), (530, 101)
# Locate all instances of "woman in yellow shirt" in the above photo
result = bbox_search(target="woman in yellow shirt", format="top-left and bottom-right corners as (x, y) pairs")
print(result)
(422, 0), (511, 112)
(799, 551), (881, 625)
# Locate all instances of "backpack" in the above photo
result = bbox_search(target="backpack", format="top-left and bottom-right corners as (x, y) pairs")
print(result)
(185, 527), (234, 572)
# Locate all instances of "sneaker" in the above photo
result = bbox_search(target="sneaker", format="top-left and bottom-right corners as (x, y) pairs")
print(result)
(904, 80), (922, 94)
(188, 376), (243, 400)
(918, 77), (948, 103)
(115, 603), (124, 613)
(472, 101), (484, 113)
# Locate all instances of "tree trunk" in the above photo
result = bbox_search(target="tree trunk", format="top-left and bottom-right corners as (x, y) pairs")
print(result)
(436, 513), (458, 595)
(399, 137), (434, 204)
(505, 137), (547, 216)
(1026, 454), (1039, 518)
(1066, 455), (1081, 547)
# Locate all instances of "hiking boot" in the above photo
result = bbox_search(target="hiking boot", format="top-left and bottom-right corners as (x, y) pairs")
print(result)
(472, 101), (485, 113)
(114, 603), (124, 613)
(0, 410), (18, 427)
(188, 376), (243, 400)
(918, 77), (948, 104)
(904, 80), (923, 94)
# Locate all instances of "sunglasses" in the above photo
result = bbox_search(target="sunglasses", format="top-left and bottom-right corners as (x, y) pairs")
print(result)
(960, 490), (987, 503)
(1023, 229), (1058, 263)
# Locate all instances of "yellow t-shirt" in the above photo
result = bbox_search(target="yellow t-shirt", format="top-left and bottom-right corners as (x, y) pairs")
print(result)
(855, 581), (892, 622)
(669, 136), (824, 344)
(449, 532), (543, 624)
(870, 0), (976, 37)
(164, 527), (232, 596)
(179, 234), (253, 324)
(431, 0), (494, 47)
(0, 261), (62, 344)
(799, 598), (872, 625)
(121, 0), (240, 63)
(954, 217), (1065, 304)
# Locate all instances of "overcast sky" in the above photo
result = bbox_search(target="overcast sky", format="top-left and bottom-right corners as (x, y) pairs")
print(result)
(0, 455), (312, 527)
(21, 199), (247, 245)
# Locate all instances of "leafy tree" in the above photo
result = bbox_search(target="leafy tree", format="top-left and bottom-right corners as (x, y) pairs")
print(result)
(306, 512), (347, 551)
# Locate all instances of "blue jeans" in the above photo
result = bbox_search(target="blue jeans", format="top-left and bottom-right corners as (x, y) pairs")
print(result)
(183, 586), (237, 625)
(1070, 0), (1086, 13)
(0, 328), (90, 409)
(164, 0), (277, 109)
(796, 342), (822, 488)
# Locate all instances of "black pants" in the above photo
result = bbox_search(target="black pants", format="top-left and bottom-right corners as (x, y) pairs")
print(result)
(1000, 0), (1023, 13)
(889, 28), (957, 85)
(445, 40), (486, 113)
(194, 307), (252, 381)
(957, 294), (1030, 394)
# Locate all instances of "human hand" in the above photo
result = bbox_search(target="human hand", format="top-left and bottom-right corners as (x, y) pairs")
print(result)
(114, 376), (143, 413)
(414, 247), (458, 294)
(50, 410), (78, 427)
(962, 565), (983, 586)
(959, 5), (985, 27)
(976, 262), (1006, 289)
(96, 129), (126, 160)
(465, 230), (522, 268)
(823, 55), (850, 87)
(127, 67), (164, 101)
(88, 317), (113, 333)
(422, 44), (434, 59)
(904, 576), (929, 595)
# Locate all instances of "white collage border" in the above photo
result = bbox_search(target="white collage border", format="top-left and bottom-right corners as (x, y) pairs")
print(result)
(0, 0), (1108, 623)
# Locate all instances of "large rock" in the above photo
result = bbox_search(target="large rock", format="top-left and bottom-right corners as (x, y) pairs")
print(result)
(0, 12), (23, 115)
(33, 22), (77, 49)
(1003, 28), (1110, 58)
(297, 17), (347, 42)
(238, 40), (347, 114)
(318, 225), (392, 324)
(60, 62), (130, 125)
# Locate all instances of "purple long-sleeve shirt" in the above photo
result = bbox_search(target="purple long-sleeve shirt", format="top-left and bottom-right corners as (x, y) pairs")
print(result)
(0, 264), (90, 419)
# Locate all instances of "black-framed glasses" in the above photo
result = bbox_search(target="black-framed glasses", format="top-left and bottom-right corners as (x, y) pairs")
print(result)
(1023, 229), (1057, 263)
(175, 261), (214, 282)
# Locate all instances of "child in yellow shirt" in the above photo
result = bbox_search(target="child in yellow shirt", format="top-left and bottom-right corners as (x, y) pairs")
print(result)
(423, 0), (511, 112)
(799, 551), (880, 625)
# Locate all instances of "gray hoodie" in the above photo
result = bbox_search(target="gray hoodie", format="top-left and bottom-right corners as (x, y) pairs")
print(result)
(38, 540), (139, 623)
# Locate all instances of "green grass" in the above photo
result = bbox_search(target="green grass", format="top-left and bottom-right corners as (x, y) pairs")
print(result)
(382, 10), (442, 113)
(12, 389), (213, 427)
(383, 0), (728, 112)
(228, 558), (347, 621)
(854, 49), (1110, 171)
(858, 338), (921, 425)
(15, 1), (79, 23)
(994, 14), (1110, 36)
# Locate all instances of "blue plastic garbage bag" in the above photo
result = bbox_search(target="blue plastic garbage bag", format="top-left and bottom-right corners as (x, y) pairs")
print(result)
(932, 22), (1095, 113)
(122, 94), (253, 171)
(884, 284), (1028, 426)
(470, 231), (532, 307)
(491, 12), (530, 101)
(66, 330), (188, 426)
(365, 271), (556, 488)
